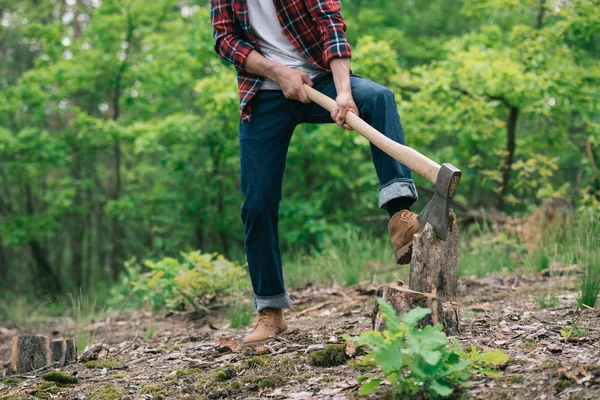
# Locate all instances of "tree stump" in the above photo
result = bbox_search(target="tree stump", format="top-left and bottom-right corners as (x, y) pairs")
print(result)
(372, 212), (461, 335)
(10, 336), (51, 374)
(410, 212), (459, 299)
(51, 339), (77, 367)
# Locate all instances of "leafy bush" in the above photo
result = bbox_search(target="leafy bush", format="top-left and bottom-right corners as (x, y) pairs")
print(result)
(346, 299), (508, 398)
(111, 251), (246, 312)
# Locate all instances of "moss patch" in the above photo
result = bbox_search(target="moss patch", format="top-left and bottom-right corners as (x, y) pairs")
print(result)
(258, 378), (277, 389)
(33, 392), (51, 399)
(41, 372), (77, 384)
(348, 358), (376, 373)
(555, 378), (573, 393)
(88, 384), (124, 400)
(309, 344), (349, 367)
(38, 382), (56, 390)
(3, 377), (24, 385)
(175, 368), (201, 377)
(245, 355), (272, 369)
(214, 366), (237, 382)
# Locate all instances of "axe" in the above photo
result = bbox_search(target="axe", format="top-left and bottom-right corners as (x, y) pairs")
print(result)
(304, 84), (461, 240)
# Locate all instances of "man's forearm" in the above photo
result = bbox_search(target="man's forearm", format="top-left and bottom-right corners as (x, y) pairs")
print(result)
(244, 50), (284, 82)
(244, 50), (313, 103)
(330, 58), (351, 94)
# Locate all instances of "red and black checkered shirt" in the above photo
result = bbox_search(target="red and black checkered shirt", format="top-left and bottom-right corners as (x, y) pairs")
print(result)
(210, 0), (352, 122)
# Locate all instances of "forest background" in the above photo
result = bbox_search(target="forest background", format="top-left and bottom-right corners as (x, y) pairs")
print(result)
(0, 0), (598, 311)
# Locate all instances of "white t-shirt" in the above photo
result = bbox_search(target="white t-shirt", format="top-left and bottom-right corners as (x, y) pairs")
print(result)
(247, 0), (326, 90)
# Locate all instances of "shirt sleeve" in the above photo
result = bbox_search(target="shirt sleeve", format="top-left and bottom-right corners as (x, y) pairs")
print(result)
(210, 0), (255, 71)
(306, 0), (352, 64)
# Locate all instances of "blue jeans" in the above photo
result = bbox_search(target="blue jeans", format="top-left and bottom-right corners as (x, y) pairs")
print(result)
(239, 75), (418, 311)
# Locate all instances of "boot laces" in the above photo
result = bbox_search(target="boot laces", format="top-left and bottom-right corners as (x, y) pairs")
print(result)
(397, 210), (415, 222)
(256, 309), (272, 325)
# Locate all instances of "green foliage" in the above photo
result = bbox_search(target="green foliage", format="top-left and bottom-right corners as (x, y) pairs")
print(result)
(0, 0), (598, 299)
(111, 251), (246, 312)
(41, 372), (77, 384)
(347, 299), (509, 398)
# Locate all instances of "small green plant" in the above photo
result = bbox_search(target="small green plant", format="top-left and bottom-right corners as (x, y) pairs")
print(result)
(560, 320), (588, 340)
(536, 293), (559, 309)
(111, 251), (246, 312)
(41, 372), (77, 384)
(144, 324), (157, 340)
(346, 299), (509, 398)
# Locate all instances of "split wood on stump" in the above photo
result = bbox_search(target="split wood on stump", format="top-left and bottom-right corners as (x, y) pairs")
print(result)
(373, 212), (461, 335)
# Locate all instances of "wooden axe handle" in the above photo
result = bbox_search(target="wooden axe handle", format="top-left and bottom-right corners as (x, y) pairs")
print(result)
(304, 84), (440, 184)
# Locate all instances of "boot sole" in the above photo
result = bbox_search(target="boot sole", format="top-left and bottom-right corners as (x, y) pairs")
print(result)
(242, 327), (288, 347)
(395, 242), (413, 265)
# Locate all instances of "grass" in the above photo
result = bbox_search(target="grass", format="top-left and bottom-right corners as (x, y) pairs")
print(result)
(458, 221), (520, 277)
(284, 228), (400, 288)
(228, 300), (254, 328)
(573, 214), (600, 308)
(536, 293), (559, 309)
(70, 289), (105, 351)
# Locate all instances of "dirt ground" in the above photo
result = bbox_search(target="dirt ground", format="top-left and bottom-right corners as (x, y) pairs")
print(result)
(1, 271), (599, 400)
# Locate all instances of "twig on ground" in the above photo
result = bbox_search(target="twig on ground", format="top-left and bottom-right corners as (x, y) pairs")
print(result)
(111, 334), (139, 357)
(3, 362), (59, 380)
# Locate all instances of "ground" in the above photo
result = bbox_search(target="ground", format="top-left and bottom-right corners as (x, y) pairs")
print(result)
(1, 271), (599, 400)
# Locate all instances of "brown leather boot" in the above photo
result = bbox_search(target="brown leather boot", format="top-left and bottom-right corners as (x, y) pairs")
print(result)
(388, 210), (421, 265)
(243, 308), (288, 345)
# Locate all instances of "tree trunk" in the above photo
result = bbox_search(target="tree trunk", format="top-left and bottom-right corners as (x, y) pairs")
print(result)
(499, 107), (519, 209)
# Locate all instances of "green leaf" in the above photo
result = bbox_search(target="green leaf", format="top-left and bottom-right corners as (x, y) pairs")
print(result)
(430, 380), (454, 397)
(359, 378), (381, 395)
(402, 307), (431, 327)
(482, 349), (509, 365)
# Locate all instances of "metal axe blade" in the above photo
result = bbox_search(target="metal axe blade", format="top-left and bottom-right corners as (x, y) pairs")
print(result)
(417, 164), (462, 241)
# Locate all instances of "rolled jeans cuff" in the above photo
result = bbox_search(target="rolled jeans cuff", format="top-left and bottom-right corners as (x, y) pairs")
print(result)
(379, 179), (418, 209)
(254, 292), (293, 312)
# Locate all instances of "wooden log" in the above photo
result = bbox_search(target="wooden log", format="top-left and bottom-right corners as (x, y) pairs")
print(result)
(372, 212), (461, 334)
(410, 212), (459, 300)
(10, 336), (51, 374)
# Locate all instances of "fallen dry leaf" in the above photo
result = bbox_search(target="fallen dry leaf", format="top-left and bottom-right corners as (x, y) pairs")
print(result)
(217, 337), (240, 353)
(346, 341), (357, 357)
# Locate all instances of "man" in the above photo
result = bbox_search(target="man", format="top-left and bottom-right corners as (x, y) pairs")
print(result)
(210, 0), (420, 344)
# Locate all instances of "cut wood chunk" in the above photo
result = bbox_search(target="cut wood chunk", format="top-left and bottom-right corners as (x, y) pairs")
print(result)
(10, 335), (51, 374)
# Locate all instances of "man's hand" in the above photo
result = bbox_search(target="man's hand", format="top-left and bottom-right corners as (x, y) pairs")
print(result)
(272, 65), (313, 103)
(332, 90), (359, 130)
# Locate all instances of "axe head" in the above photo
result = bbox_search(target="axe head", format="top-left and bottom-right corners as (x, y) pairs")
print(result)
(417, 164), (462, 241)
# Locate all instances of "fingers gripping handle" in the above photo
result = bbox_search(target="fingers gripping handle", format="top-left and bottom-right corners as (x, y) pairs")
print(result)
(303, 84), (441, 184)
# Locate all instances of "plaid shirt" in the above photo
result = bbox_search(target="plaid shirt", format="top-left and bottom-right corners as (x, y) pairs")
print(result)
(210, 0), (352, 122)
